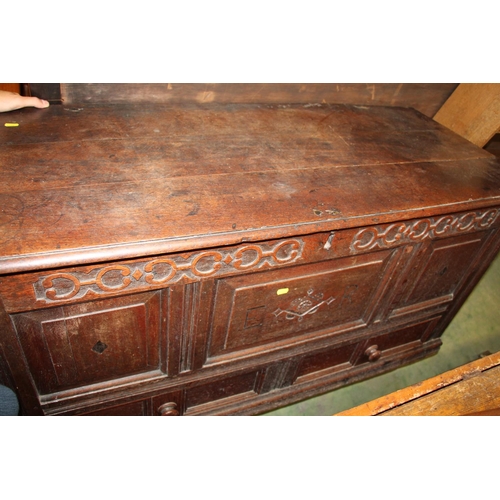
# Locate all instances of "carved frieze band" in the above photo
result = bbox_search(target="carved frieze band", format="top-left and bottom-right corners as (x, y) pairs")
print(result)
(33, 239), (304, 304)
(351, 209), (500, 252)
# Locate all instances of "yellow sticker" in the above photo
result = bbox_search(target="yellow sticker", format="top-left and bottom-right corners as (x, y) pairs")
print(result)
(277, 288), (289, 295)
(4, 123), (19, 127)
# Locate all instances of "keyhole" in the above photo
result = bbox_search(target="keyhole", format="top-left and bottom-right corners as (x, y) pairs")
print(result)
(92, 340), (108, 354)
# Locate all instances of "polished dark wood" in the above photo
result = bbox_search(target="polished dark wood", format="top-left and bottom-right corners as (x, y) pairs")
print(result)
(1, 101), (500, 415)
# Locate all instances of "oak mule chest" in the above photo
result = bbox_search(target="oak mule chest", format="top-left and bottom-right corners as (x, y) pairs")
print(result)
(1, 102), (500, 416)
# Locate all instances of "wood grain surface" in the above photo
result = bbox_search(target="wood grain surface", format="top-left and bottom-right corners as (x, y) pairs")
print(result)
(434, 83), (500, 147)
(1, 102), (499, 274)
(336, 351), (500, 416)
(60, 83), (459, 117)
(3, 99), (500, 416)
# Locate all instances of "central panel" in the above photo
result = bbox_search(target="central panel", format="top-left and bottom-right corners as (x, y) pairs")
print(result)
(208, 249), (397, 361)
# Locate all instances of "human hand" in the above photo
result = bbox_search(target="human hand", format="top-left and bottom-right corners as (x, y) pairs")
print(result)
(0, 90), (50, 113)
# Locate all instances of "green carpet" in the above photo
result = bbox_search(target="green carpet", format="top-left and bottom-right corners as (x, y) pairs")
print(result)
(264, 251), (500, 416)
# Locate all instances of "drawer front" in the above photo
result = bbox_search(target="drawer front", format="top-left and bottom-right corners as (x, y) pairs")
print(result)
(206, 249), (397, 363)
(152, 371), (261, 416)
(354, 317), (440, 366)
(294, 342), (360, 383)
(293, 316), (440, 384)
(148, 318), (442, 416)
(79, 400), (148, 416)
(11, 292), (162, 395)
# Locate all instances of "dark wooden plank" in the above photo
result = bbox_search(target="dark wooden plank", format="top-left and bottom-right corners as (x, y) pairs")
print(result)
(1, 103), (499, 274)
(28, 84), (62, 104)
(60, 83), (458, 117)
(0, 104), (492, 185)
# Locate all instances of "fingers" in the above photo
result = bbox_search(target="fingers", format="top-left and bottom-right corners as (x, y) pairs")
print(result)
(0, 90), (50, 113)
(22, 96), (50, 109)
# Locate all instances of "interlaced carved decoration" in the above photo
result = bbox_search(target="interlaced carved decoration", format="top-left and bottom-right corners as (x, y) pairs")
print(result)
(351, 209), (500, 252)
(33, 239), (304, 303)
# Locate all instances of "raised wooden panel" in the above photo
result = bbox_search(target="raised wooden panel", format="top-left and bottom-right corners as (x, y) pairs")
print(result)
(11, 291), (162, 394)
(208, 250), (397, 361)
(390, 231), (491, 318)
(408, 236), (484, 300)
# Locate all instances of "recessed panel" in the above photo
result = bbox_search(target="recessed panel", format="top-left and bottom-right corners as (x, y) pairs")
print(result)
(209, 250), (395, 360)
(12, 291), (161, 394)
(391, 232), (489, 317)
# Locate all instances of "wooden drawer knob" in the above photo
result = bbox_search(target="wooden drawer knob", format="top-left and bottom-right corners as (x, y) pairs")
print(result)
(157, 402), (180, 416)
(365, 345), (381, 362)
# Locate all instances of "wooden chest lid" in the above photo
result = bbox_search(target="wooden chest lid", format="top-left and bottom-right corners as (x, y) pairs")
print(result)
(1, 103), (500, 273)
